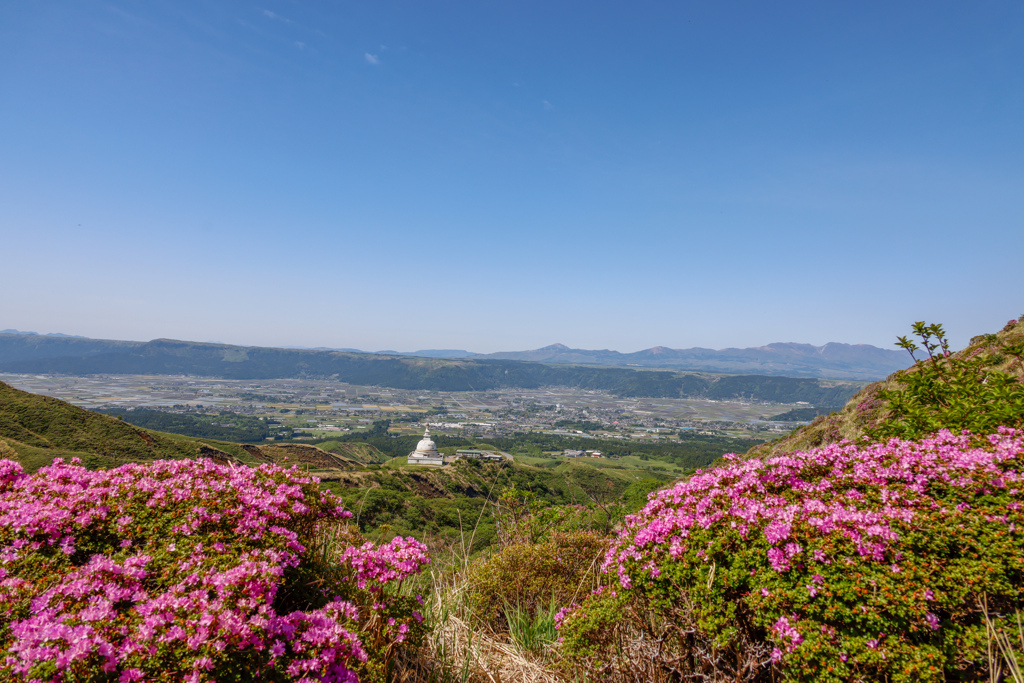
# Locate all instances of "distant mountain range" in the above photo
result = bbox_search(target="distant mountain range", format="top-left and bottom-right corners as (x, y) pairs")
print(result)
(0, 328), (87, 338)
(352, 342), (908, 380)
(0, 331), (908, 380)
(0, 332), (870, 405)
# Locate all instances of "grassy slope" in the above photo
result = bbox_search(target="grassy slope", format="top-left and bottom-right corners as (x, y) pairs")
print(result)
(326, 455), (645, 501)
(314, 440), (388, 464)
(0, 379), (395, 474)
(512, 452), (692, 478)
(748, 318), (1024, 459)
(0, 380), (283, 471)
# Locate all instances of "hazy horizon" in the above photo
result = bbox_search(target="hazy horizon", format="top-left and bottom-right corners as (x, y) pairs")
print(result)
(0, 325), (919, 357)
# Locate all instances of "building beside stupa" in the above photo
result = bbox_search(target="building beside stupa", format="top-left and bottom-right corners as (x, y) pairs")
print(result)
(407, 426), (444, 466)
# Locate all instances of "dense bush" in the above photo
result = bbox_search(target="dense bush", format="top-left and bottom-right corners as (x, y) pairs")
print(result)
(461, 491), (609, 636)
(558, 429), (1024, 682)
(0, 457), (428, 682)
(468, 530), (606, 628)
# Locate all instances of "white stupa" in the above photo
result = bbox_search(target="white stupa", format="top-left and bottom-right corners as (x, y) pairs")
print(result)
(408, 426), (444, 466)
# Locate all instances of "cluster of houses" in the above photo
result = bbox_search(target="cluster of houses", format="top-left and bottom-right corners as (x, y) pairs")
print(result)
(455, 449), (504, 462)
(563, 449), (603, 458)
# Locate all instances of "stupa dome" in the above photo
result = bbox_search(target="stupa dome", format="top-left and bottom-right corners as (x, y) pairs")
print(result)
(408, 426), (444, 466)
(415, 427), (437, 454)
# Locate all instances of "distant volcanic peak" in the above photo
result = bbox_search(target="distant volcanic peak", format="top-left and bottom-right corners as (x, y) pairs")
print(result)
(0, 329), (87, 338)
(820, 341), (893, 352)
(762, 342), (821, 352)
(630, 345), (667, 353)
(540, 343), (571, 351)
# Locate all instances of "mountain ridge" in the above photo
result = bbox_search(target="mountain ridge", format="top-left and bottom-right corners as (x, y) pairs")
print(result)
(473, 340), (906, 379)
(0, 330), (905, 379)
(0, 334), (863, 404)
(341, 340), (902, 379)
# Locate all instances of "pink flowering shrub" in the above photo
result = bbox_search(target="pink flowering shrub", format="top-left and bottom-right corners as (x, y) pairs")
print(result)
(332, 533), (429, 674)
(0, 457), (429, 682)
(558, 429), (1024, 682)
(339, 537), (431, 592)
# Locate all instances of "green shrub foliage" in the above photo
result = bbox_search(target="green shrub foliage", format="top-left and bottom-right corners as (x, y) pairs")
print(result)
(868, 321), (1024, 441)
(465, 493), (608, 631)
(468, 530), (606, 628)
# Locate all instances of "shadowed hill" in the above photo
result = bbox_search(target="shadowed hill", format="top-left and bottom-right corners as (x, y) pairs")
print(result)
(0, 333), (143, 363)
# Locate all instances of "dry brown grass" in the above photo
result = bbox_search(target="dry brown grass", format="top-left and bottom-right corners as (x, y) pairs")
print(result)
(426, 608), (562, 683)
(390, 559), (568, 683)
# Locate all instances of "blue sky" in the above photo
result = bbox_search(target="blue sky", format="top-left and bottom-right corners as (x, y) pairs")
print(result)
(2, 1), (1022, 353)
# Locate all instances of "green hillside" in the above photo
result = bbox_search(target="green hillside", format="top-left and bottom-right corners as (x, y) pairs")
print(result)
(0, 380), (268, 471)
(749, 317), (1024, 458)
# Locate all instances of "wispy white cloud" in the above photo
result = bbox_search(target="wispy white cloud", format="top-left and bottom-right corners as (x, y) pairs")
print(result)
(542, 100), (554, 110)
(364, 53), (379, 65)
(262, 9), (290, 22)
